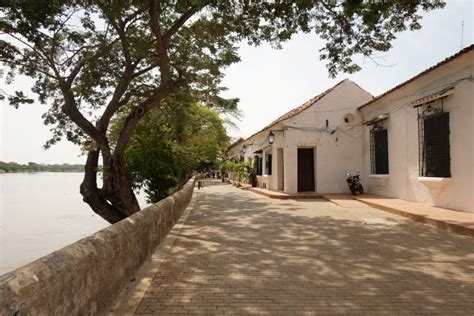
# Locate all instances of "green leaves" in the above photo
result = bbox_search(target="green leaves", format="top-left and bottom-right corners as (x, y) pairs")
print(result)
(0, 39), (20, 60)
(0, 0), (446, 147)
(124, 101), (229, 203)
(313, 0), (445, 77)
(7, 91), (34, 108)
(0, 0), (446, 214)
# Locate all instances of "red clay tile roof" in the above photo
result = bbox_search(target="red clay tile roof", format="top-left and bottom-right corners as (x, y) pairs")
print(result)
(358, 44), (474, 109)
(245, 79), (349, 141)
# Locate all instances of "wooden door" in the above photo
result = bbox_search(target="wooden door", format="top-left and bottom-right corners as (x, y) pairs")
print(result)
(297, 148), (315, 192)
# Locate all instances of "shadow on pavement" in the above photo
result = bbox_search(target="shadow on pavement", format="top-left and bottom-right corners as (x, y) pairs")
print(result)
(137, 183), (474, 314)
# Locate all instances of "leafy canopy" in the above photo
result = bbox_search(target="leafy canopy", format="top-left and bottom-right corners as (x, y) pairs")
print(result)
(124, 100), (229, 202)
(0, 0), (445, 115)
(0, 0), (445, 221)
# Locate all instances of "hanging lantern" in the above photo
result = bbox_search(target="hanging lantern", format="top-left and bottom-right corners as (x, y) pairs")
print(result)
(268, 131), (275, 144)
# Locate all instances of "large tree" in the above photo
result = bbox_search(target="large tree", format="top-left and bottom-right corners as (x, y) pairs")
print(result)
(0, 0), (444, 223)
(124, 100), (229, 203)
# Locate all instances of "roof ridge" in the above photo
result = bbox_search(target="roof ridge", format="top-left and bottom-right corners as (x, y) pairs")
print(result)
(244, 79), (348, 142)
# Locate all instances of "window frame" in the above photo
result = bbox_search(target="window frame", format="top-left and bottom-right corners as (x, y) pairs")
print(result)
(418, 101), (451, 178)
(255, 155), (263, 176)
(369, 121), (389, 175)
(265, 153), (272, 175)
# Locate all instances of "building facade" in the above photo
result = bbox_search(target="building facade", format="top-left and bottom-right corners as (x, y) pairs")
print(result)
(359, 46), (474, 213)
(228, 45), (473, 213)
(238, 79), (372, 194)
(225, 137), (245, 163)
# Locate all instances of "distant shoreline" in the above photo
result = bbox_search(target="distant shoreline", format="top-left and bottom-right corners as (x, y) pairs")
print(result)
(0, 161), (85, 173)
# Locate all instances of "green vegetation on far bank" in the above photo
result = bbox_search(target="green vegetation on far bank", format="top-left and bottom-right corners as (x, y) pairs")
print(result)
(0, 161), (84, 173)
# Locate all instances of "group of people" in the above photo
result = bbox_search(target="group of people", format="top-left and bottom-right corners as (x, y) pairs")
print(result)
(206, 170), (219, 179)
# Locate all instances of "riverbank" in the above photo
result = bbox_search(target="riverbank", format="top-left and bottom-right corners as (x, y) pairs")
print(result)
(0, 161), (84, 173)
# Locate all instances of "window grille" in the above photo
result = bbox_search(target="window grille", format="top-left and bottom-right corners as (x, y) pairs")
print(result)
(255, 156), (263, 176)
(418, 103), (450, 177)
(370, 121), (389, 174)
(265, 153), (272, 175)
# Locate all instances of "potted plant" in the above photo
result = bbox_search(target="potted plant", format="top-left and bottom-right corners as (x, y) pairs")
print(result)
(249, 170), (257, 187)
(247, 159), (258, 187)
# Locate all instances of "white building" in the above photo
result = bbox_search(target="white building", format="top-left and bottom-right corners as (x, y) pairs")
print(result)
(229, 45), (473, 213)
(225, 137), (245, 163)
(359, 45), (474, 213)
(238, 79), (372, 193)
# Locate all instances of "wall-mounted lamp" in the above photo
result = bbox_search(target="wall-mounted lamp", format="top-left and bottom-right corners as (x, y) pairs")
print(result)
(268, 131), (275, 144)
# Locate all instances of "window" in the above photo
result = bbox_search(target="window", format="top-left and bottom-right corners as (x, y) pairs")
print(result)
(255, 156), (263, 176)
(370, 122), (389, 174)
(265, 153), (272, 175)
(419, 108), (450, 177)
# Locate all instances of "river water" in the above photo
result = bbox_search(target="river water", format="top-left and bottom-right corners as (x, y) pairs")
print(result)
(0, 172), (149, 275)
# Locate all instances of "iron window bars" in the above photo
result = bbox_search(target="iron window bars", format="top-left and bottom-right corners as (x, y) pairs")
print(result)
(255, 155), (263, 176)
(417, 100), (451, 177)
(370, 121), (389, 174)
(265, 153), (272, 175)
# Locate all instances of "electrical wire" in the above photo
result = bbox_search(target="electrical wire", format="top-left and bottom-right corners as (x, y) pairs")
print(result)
(242, 77), (473, 146)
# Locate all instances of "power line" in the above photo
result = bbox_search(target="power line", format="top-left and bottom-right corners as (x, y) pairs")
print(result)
(241, 78), (473, 146)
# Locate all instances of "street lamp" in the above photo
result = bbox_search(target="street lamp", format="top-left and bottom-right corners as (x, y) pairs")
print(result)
(268, 131), (275, 144)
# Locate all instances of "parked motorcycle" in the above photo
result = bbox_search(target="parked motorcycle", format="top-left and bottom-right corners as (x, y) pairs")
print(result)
(346, 173), (364, 196)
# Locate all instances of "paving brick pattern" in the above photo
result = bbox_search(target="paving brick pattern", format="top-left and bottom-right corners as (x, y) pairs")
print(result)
(355, 194), (474, 237)
(135, 182), (474, 315)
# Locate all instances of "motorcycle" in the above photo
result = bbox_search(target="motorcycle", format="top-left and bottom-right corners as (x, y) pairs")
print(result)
(346, 173), (364, 196)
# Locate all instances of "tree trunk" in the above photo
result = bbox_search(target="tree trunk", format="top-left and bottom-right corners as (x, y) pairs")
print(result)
(109, 154), (141, 216)
(178, 173), (188, 190)
(80, 143), (126, 224)
(80, 147), (141, 224)
(79, 89), (174, 223)
(61, 71), (178, 223)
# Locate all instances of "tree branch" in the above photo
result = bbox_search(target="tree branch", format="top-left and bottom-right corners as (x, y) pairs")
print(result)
(149, 0), (171, 84)
(162, 3), (208, 44)
(97, 20), (136, 133)
(64, 37), (120, 85)
(114, 84), (175, 156)
(59, 82), (110, 157)
(0, 59), (58, 79)
(110, 17), (132, 67)
(132, 63), (159, 79)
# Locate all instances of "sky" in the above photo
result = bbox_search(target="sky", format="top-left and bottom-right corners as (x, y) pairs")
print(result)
(0, 1), (472, 164)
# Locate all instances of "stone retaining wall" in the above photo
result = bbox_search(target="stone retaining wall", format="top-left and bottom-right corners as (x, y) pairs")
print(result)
(0, 177), (197, 315)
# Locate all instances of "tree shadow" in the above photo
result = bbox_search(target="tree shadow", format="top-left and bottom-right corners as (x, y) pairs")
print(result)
(137, 183), (474, 314)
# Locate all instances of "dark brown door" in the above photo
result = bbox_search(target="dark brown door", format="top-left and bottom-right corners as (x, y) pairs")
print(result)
(297, 148), (315, 192)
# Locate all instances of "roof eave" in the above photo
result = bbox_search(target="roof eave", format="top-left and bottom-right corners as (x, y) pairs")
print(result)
(358, 44), (474, 111)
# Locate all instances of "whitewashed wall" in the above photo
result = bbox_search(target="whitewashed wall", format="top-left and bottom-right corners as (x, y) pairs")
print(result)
(283, 80), (372, 193)
(244, 80), (372, 193)
(243, 124), (281, 189)
(360, 52), (474, 213)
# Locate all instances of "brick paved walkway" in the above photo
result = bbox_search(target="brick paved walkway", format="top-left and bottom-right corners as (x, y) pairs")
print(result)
(134, 182), (474, 315)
